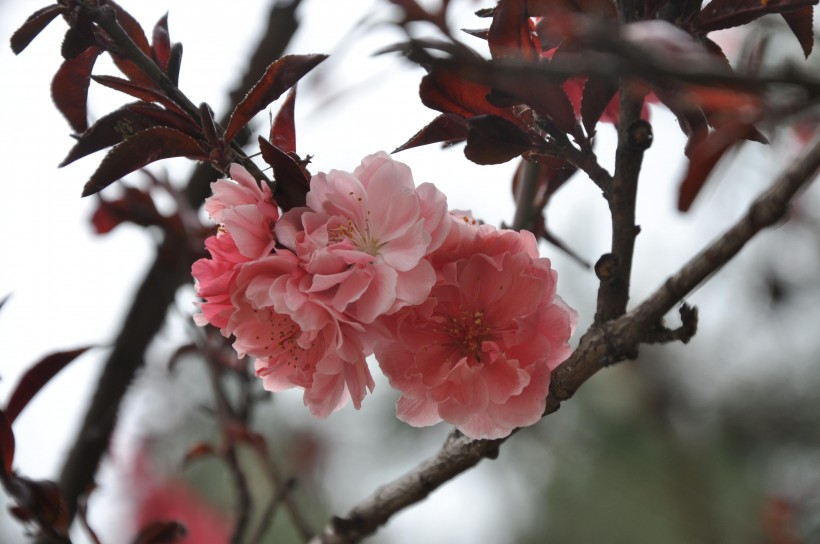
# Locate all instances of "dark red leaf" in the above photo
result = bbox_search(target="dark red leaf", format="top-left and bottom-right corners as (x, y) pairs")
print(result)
(92, 75), (185, 115)
(127, 103), (202, 137)
(60, 104), (164, 167)
(489, 0), (540, 61)
(420, 68), (516, 121)
(198, 103), (219, 146)
(270, 87), (298, 154)
(580, 76), (617, 137)
(107, 1), (157, 89)
(7, 477), (70, 535)
(5, 347), (92, 425)
(166, 43), (183, 85)
(693, 0), (817, 32)
(393, 113), (469, 153)
(51, 46), (102, 133)
(782, 6), (814, 58)
(61, 10), (97, 59)
(82, 127), (207, 196)
(225, 54), (328, 143)
(678, 122), (759, 211)
(10, 4), (65, 55)
(151, 13), (172, 71)
(258, 137), (311, 211)
(131, 521), (187, 544)
(91, 187), (165, 234)
(464, 115), (533, 164)
(495, 68), (579, 135)
(0, 410), (14, 477)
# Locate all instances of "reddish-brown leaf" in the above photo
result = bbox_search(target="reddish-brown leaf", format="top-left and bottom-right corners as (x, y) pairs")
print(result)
(693, 0), (817, 32)
(127, 103), (202, 137)
(678, 122), (759, 211)
(0, 410), (14, 477)
(91, 187), (165, 234)
(60, 104), (165, 166)
(494, 68), (578, 135)
(61, 10), (97, 59)
(51, 46), (102, 133)
(489, 0), (540, 61)
(4, 347), (92, 425)
(166, 43), (183, 85)
(7, 477), (70, 535)
(420, 68), (515, 121)
(92, 75), (185, 115)
(82, 127), (207, 196)
(151, 12), (172, 71)
(580, 76), (617, 137)
(107, 1), (157, 89)
(393, 113), (469, 153)
(258, 137), (311, 210)
(224, 54), (328, 143)
(782, 6), (814, 58)
(10, 4), (66, 55)
(131, 521), (187, 544)
(464, 115), (533, 164)
(270, 87), (298, 153)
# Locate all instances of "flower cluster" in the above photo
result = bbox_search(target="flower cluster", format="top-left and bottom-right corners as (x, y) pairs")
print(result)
(192, 152), (576, 438)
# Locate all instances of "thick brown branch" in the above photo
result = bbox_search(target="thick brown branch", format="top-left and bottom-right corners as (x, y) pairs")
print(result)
(311, 134), (820, 544)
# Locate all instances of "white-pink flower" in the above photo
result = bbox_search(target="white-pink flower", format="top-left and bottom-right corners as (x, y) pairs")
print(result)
(205, 163), (279, 259)
(276, 152), (450, 324)
(375, 220), (576, 439)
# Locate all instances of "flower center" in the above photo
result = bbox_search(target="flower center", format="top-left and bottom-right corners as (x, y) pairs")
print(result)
(447, 308), (491, 363)
(328, 209), (382, 257)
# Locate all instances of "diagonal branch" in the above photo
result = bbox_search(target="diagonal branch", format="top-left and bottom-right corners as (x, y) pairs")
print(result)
(310, 134), (820, 544)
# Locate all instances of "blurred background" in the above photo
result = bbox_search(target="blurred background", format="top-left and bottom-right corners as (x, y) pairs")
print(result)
(1, 0), (819, 542)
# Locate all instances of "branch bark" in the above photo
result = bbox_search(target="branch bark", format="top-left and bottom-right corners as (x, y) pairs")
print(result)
(310, 134), (820, 544)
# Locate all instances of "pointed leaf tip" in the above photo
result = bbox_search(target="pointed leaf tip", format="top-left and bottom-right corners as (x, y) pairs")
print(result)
(10, 5), (65, 55)
(5, 347), (93, 425)
(225, 54), (328, 144)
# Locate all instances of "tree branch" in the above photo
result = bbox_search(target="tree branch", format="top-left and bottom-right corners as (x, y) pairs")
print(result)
(310, 133), (820, 544)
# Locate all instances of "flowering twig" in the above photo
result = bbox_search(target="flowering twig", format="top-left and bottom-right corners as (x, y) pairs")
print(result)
(40, 2), (304, 538)
(309, 133), (820, 544)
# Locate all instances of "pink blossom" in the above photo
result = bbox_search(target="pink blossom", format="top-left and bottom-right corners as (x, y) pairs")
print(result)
(204, 163), (279, 259)
(376, 221), (576, 439)
(276, 152), (450, 324)
(227, 253), (376, 417)
(191, 230), (249, 332)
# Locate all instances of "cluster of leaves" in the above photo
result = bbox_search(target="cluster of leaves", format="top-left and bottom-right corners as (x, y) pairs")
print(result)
(388, 0), (817, 220)
(11, 0), (323, 212)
